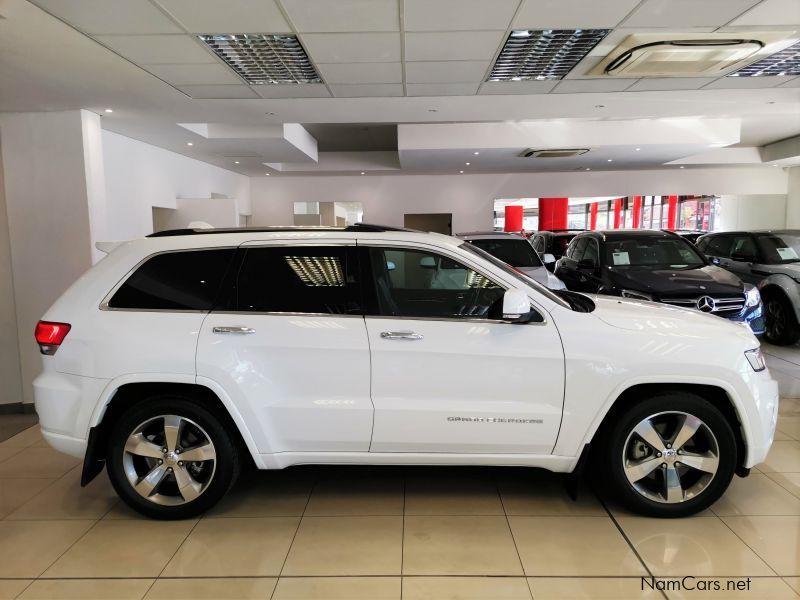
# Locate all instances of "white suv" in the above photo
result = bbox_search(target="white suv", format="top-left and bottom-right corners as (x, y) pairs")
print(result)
(34, 225), (778, 519)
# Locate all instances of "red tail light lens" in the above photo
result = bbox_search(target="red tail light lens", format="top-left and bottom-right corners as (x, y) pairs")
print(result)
(35, 321), (71, 355)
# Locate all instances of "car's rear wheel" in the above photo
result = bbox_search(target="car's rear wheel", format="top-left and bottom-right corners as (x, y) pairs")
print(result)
(605, 393), (736, 518)
(764, 292), (800, 346)
(107, 397), (240, 519)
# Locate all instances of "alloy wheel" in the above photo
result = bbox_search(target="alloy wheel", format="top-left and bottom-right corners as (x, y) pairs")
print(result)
(122, 415), (216, 506)
(622, 411), (719, 504)
(766, 300), (786, 339)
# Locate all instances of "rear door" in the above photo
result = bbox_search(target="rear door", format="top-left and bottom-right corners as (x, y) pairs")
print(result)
(196, 241), (373, 454)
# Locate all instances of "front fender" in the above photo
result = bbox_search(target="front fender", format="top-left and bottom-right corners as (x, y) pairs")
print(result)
(759, 274), (800, 321)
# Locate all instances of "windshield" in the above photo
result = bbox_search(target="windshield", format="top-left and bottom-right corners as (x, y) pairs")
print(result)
(460, 242), (570, 309)
(604, 236), (706, 270)
(467, 238), (543, 268)
(757, 233), (800, 264)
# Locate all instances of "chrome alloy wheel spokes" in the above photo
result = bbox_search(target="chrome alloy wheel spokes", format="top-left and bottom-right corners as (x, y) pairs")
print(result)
(122, 415), (216, 506)
(623, 411), (719, 504)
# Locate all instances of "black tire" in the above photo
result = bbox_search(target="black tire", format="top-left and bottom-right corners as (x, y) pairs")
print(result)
(604, 392), (736, 518)
(764, 291), (800, 346)
(106, 396), (240, 519)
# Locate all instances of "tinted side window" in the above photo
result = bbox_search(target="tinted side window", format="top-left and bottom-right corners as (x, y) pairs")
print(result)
(532, 236), (545, 253)
(108, 249), (235, 310)
(583, 239), (599, 265)
(367, 247), (505, 319)
(704, 236), (733, 257)
(730, 235), (758, 259)
(234, 246), (360, 315)
(568, 238), (588, 261)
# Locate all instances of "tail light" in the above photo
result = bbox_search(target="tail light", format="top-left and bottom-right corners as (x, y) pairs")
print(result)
(35, 321), (71, 355)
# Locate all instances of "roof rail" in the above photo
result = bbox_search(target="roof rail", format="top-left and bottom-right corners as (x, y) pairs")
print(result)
(146, 223), (413, 238)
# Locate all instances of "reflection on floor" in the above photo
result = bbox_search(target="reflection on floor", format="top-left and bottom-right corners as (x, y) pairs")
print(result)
(2, 347), (800, 599)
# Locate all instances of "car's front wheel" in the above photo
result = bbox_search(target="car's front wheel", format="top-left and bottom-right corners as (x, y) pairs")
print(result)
(605, 393), (736, 518)
(764, 292), (800, 346)
(106, 397), (240, 519)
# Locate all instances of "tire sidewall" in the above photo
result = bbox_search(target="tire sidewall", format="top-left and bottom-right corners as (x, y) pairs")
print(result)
(764, 293), (800, 346)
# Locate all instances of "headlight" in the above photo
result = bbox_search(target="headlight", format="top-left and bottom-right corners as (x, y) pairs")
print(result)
(745, 284), (761, 308)
(745, 348), (766, 372)
(621, 289), (654, 301)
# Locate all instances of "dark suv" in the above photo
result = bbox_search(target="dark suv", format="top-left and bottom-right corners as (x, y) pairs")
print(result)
(696, 230), (800, 345)
(555, 230), (765, 334)
(531, 230), (585, 271)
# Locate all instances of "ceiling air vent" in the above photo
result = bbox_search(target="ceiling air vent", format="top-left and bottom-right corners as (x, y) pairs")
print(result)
(520, 149), (590, 158)
(198, 34), (321, 84)
(488, 29), (610, 81)
(728, 39), (800, 77)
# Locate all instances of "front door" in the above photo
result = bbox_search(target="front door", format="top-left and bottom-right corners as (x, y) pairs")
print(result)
(361, 243), (565, 455)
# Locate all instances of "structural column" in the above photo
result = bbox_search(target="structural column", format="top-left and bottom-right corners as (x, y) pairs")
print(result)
(667, 195), (679, 229)
(589, 202), (598, 230)
(504, 205), (523, 232)
(613, 198), (622, 229)
(632, 196), (642, 229)
(538, 197), (568, 231)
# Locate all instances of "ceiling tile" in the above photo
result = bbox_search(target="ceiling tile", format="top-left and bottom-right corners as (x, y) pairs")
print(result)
(406, 83), (480, 96)
(405, 61), (490, 83)
(280, 0), (399, 32)
(405, 31), (506, 61)
(316, 62), (402, 84)
(626, 77), (719, 91)
(144, 63), (243, 85)
(478, 80), (558, 94)
(728, 0), (800, 26)
(552, 78), (638, 93)
(176, 84), (259, 98)
(94, 35), (215, 64)
(329, 83), (404, 97)
(780, 76), (800, 87)
(154, 0), (291, 33)
(514, 0), (640, 29)
(252, 83), (332, 98)
(703, 76), (793, 89)
(622, 0), (761, 27)
(30, 0), (182, 34)
(300, 33), (401, 63)
(404, 0), (518, 32)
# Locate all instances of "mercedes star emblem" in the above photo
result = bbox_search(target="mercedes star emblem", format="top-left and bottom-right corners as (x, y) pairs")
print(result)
(697, 296), (715, 313)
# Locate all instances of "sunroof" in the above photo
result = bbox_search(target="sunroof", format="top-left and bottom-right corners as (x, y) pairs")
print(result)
(727, 40), (800, 77)
(198, 34), (321, 85)
(488, 29), (611, 81)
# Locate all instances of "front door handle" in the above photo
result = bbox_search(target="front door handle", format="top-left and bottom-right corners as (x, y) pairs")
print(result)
(212, 326), (256, 335)
(380, 331), (424, 340)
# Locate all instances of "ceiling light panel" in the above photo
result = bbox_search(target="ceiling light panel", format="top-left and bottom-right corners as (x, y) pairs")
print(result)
(198, 34), (321, 84)
(728, 40), (800, 77)
(488, 29), (611, 81)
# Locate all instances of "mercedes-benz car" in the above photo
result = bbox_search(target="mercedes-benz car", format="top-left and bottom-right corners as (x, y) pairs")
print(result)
(531, 230), (586, 272)
(33, 224), (776, 519)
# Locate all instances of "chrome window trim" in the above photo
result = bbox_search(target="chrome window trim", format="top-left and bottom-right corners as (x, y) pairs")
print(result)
(365, 314), (547, 326)
(209, 311), (363, 318)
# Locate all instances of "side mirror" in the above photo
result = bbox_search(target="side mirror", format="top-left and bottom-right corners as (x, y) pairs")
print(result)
(502, 289), (535, 323)
(419, 256), (436, 269)
(542, 253), (556, 265)
(386, 261), (396, 271)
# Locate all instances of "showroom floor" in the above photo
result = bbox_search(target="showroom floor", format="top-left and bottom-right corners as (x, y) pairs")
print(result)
(0, 346), (799, 599)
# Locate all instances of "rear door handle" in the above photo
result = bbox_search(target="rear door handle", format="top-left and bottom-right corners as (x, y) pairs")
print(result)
(212, 326), (255, 335)
(380, 331), (424, 340)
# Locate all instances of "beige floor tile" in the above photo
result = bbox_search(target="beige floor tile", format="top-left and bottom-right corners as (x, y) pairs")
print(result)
(0, 520), (94, 578)
(204, 473), (312, 518)
(0, 427), (43, 448)
(776, 429), (795, 441)
(760, 441), (800, 473)
(618, 516), (774, 576)
(498, 473), (605, 516)
(528, 577), (661, 599)
(0, 446), (24, 463)
(0, 478), (56, 518)
(305, 477), (403, 516)
(0, 448), (80, 479)
(404, 476), (503, 515)
(778, 416), (800, 441)
(403, 515), (522, 576)
(7, 469), (118, 520)
(403, 576), (532, 599)
(712, 473), (800, 516)
(101, 501), (151, 520)
(18, 578), (154, 599)
(162, 517), (299, 577)
(283, 516), (402, 576)
(273, 576), (400, 599)
(0, 579), (33, 600)
(44, 519), (195, 578)
(510, 516), (645, 576)
(723, 516), (800, 576)
(667, 577), (798, 599)
(145, 577), (277, 599)
(785, 577), (800, 594)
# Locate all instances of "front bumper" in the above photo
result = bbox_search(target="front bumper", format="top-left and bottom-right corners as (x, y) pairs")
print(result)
(742, 369), (779, 468)
(729, 303), (765, 336)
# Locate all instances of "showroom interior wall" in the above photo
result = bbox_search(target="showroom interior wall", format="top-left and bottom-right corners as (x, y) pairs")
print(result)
(250, 167), (790, 231)
(786, 167), (800, 229)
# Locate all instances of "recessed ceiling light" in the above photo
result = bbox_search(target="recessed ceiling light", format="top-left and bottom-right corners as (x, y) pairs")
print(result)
(728, 40), (800, 77)
(607, 159), (613, 162)
(773, 163), (780, 167)
(234, 161), (240, 164)
(360, 172), (365, 175)
(489, 29), (610, 81)
(186, 142), (193, 146)
(635, 148), (641, 151)
(586, 168), (591, 171)
(198, 34), (320, 84)
(473, 151), (480, 155)
(104, 108), (113, 113)
(459, 170), (464, 174)
(265, 173), (270, 176)
(465, 162), (470, 166)
(680, 166), (685, 169)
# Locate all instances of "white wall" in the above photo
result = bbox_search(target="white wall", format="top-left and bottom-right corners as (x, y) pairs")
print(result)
(716, 195), (789, 231)
(786, 167), (800, 229)
(102, 130), (250, 240)
(153, 197), (241, 231)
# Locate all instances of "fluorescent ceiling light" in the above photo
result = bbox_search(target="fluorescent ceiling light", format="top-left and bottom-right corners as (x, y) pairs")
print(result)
(488, 29), (610, 81)
(198, 34), (321, 85)
(728, 40), (800, 77)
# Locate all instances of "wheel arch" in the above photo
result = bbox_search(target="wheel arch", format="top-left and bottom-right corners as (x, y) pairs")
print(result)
(760, 274), (800, 321)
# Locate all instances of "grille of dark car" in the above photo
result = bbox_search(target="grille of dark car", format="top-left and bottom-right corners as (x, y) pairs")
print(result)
(659, 295), (746, 314)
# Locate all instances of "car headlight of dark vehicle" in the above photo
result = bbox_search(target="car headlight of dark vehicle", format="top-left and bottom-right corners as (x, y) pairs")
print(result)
(745, 284), (761, 308)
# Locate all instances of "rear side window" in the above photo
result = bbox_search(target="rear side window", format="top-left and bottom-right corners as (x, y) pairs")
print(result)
(567, 238), (587, 261)
(467, 238), (543, 268)
(703, 236), (734, 257)
(108, 249), (235, 310)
